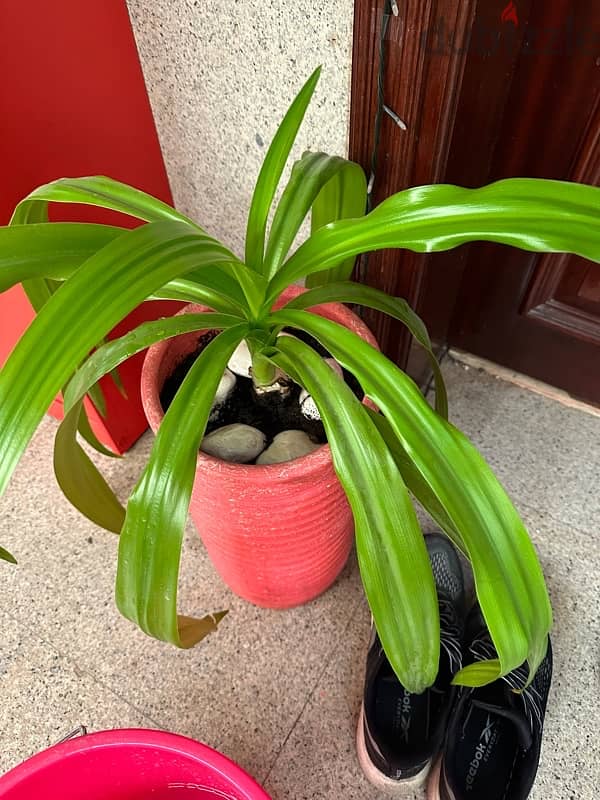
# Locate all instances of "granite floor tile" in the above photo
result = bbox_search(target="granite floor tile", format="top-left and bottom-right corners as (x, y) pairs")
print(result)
(442, 358), (600, 534)
(1, 361), (598, 795)
(0, 608), (155, 774)
(264, 509), (599, 800)
(263, 599), (423, 800)
(524, 511), (599, 799)
(0, 417), (365, 781)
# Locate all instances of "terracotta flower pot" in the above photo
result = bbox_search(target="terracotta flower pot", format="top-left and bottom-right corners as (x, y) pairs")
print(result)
(141, 285), (378, 608)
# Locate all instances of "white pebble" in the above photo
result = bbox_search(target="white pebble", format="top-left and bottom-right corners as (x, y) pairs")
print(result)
(299, 389), (320, 420)
(299, 357), (344, 421)
(209, 368), (236, 421)
(256, 430), (320, 465)
(227, 339), (252, 377)
(201, 423), (266, 463)
(214, 368), (236, 405)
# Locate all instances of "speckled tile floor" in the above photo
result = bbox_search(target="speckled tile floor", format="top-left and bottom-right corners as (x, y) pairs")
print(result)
(1, 358), (598, 799)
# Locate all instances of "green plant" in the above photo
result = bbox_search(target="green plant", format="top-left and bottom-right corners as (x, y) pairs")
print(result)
(1, 67), (598, 692)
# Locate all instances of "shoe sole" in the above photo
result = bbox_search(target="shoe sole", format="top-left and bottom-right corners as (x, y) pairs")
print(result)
(426, 757), (458, 800)
(356, 705), (431, 795)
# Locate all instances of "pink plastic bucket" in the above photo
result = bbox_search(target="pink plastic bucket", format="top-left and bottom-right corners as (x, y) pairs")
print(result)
(0, 729), (272, 800)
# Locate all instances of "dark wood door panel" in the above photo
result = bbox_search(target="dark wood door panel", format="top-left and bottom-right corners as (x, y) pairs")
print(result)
(524, 255), (600, 346)
(349, 0), (477, 367)
(351, 0), (600, 403)
(450, 4), (600, 403)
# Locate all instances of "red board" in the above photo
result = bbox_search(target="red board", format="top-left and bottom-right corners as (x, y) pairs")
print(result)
(0, 0), (182, 452)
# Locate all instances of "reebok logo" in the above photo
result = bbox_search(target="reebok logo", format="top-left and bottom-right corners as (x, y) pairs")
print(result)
(465, 716), (496, 791)
(395, 688), (412, 743)
(465, 742), (487, 790)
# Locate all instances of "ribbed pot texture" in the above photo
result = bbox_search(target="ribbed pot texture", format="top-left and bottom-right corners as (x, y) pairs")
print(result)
(141, 285), (378, 608)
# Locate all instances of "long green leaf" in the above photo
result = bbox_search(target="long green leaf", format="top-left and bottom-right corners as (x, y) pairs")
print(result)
(269, 309), (552, 687)
(54, 399), (126, 533)
(11, 196), (54, 312)
(227, 262), (268, 319)
(63, 313), (245, 412)
(0, 221), (135, 455)
(9, 175), (197, 313)
(20, 277), (54, 314)
(307, 157), (367, 287)
(152, 280), (244, 315)
(85, 382), (108, 420)
(263, 151), (366, 280)
(0, 222), (246, 316)
(9, 176), (197, 315)
(283, 281), (447, 418)
(266, 178), (600, 305)
(0, 223), (125, 292)
(11, 176), (197, 228)
(245, 67), (321, 271)
(74, 395), (119, 457)
(366, 409), (464, 555)
(0, 221), (241, 503)
(56, 313), (242, 533)
(116, 324), (248, 646)
(272, 335), (439, 693)
(155, 266), (250, 314)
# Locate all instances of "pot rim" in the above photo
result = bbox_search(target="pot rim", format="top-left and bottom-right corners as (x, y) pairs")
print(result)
(141, 286), (378, 478)
(0, 728), (271, 798)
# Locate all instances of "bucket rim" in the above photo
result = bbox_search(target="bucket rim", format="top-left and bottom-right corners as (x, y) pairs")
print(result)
(0, 728), (272, 799)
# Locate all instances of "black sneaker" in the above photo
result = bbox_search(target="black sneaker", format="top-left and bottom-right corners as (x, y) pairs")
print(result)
(357, 533), (466, 793)
(428, 605), (552, 800)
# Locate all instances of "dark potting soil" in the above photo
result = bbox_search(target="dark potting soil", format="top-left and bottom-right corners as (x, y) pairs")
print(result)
(159, 328), (364, 450)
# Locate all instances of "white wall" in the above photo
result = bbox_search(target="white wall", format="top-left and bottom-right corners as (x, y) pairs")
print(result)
(127, 0), (354, 259)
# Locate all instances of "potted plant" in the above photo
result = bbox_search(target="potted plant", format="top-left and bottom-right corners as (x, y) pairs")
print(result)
(0, 67), (598, 694)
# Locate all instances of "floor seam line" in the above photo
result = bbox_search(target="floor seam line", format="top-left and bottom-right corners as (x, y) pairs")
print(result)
(3, 606), (163, 729)
(260, 594), (364, 787)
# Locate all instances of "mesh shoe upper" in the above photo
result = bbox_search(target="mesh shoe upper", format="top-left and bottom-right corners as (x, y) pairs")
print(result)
(439, 605), (553, 800)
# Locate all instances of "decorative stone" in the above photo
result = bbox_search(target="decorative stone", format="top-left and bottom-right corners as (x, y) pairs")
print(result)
(299, 357), (344, 421)
(201, 423), (266, 463)
(227, 339), (252, 377)
(299, 389), (320, 420)
(215, 368), (236, 405)
(256, 430), (320, 465)
(209, 368), (236, 421)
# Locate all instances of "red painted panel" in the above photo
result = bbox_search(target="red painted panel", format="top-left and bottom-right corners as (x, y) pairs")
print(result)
(0, 0), (182, 452)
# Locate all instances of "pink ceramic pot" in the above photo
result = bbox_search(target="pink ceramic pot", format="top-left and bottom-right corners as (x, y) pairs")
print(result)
(0, 729), (271, 800)
(141, 285), (378, 608)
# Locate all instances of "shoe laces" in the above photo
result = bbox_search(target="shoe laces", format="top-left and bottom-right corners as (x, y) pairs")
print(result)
(469, 637), (545, 733)
(439, 596), (463, 674)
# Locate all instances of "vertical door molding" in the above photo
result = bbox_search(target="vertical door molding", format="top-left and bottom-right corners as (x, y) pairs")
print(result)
(349, 0), (477, 366)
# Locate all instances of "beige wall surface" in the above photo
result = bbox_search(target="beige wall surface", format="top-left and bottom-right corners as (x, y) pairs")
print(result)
(127, 1), (354, 258)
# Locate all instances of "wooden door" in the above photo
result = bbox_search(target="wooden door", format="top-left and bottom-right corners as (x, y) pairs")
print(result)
(350, 0), (600, 404)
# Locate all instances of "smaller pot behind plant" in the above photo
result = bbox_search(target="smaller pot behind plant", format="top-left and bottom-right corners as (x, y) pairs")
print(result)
(141, 285), (378, 608)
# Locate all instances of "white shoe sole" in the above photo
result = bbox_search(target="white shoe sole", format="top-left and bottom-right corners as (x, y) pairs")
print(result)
(356, 705), (431, 795)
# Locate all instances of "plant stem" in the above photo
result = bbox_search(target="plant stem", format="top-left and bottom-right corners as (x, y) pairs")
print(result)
(251, 351), (277, 387)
